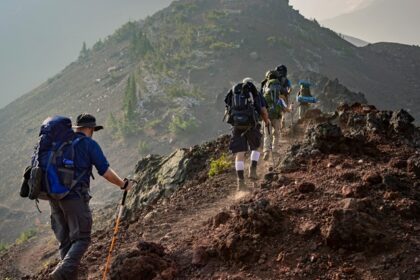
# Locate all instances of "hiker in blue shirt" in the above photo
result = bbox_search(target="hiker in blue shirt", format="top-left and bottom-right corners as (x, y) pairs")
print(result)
(49, 113), (135, 280)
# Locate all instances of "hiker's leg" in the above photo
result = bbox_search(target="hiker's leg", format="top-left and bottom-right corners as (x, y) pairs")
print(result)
(272, 118), (281, 153)
(235, 152), (245, 179)
(247, 127), (262, 180)
(235, 152), (246, 190)
(262, 121), (272, 160)
(49, 200), (71, 260)
(51, 198), (92, 280)
(298, 105), (302, 120)
(230, 128), (247, 190)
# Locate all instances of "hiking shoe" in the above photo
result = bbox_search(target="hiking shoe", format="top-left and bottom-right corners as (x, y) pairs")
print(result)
(48, 271), (62, 280)
(237, 178), (246, 191)
(248, 166), (258, 180)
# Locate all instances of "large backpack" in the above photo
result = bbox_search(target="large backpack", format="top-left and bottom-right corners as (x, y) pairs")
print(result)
(21, 116), (87, 201)
(226, 83), (257, 127)
(297, 81), (317, 103)
(263, 78), (284, 119)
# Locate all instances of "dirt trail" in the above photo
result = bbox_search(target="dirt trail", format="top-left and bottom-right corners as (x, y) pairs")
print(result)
(138, 133), (294, 256)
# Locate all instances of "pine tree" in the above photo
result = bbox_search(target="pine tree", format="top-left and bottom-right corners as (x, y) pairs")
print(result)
(79, 42), (89, 60)
(122, 75), (138, 135)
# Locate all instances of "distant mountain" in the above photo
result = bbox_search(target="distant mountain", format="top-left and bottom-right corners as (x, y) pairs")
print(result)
(321, 0), (420, 46)
(342, 34), (369, 47)
(1, 0), (420, 243)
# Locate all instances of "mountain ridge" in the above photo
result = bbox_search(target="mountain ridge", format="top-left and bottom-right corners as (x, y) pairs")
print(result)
(0, 0), (419, 243)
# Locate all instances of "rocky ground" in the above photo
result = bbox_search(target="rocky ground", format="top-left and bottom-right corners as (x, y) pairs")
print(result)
(1, 103), (419, 280)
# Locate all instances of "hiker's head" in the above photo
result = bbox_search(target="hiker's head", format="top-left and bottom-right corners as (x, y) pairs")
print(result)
(276, 65), (287, 77)
(73, 113), (103, 137)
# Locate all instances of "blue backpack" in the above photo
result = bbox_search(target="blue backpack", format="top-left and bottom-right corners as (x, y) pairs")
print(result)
(25, 116), (87, 200)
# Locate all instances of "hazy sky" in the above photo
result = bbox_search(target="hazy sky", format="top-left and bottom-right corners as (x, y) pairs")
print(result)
(0, 0), (171, 109)
(289, 0), (372, 20)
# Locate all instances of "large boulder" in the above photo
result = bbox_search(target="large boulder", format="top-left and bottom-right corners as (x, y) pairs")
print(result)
(322, 199), (388, 251)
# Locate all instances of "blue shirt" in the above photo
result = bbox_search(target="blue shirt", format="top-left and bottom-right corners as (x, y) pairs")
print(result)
(65, 132), (110, 199)
(74, 132), (110, 184)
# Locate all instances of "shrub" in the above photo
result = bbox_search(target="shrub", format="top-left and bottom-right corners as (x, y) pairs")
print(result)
(209, 154), (231, 177)
(168, 115), (198, 137)
(16, 228), (37, 245)
(0, 242), (8, 252)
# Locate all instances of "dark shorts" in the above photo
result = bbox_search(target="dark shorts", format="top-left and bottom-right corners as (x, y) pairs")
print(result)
(229, 126), (262, 153)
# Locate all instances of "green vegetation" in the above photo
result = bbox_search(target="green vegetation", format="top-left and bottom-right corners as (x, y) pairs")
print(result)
(166, 83), (202, 99)
(145, 118), (163, 130)
(15, 228), (37, 245)
(168, 114), (199, 137)
(267, 36), (293, 49)
(107, 75), (140, 139)
(208, 154), (231, 177)
(138, 140), (151, 156)
(78, 41), (89, 60)
(120, 75), (139, 136)
(130, 31), (153, 59)
(0, 242), (8, 252)
(92, 39), (105, 51)
(206, 10), (228, 22)
(209, 41), (236, 51)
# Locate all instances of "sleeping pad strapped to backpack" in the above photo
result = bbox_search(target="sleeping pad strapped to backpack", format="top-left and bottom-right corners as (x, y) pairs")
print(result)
(21, 116), (87, 200)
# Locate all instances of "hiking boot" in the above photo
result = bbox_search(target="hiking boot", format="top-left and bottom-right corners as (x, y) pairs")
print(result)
(248, 166), (258, 180)
(49, 270), (63, 280)
(237, 178), (246, 191)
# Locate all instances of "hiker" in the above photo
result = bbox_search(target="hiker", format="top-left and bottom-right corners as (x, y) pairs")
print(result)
(275, 65), (292, 129)
(297, 80), (317, 120)
(224, 78), (270, 190)
(46, 114), (135, 280)
(261, 69), (292, 161)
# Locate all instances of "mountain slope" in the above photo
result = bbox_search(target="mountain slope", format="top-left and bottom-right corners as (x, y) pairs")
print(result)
(321, 0), (420, 46)
(0, 0), (419, 243)
(1, 104), (419, 279)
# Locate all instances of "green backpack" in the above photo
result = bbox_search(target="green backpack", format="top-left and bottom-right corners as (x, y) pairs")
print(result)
(263, 79), (283, 119)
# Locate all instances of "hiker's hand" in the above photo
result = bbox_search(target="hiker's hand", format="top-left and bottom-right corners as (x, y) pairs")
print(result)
(121, 179), (135, 191)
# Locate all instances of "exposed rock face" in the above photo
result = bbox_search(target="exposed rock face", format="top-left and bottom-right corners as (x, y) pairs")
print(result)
(128, 150), (191, 210)
(282, 104), (420, 172)
(126, 136), (230, 215)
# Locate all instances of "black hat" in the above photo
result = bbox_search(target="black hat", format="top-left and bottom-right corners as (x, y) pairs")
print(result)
(73, 113), (103, 131)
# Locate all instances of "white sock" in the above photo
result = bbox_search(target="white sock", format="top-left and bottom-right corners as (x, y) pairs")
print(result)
(235, 161), (245, 171)
(250, 151), (260, 162)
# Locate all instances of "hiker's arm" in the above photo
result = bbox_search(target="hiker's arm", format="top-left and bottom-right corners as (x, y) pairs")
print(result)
(103, 168), (125, 189)
(261, 107), (270, 125)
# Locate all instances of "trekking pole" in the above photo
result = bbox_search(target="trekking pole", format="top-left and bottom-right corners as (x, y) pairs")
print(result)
(102, 188), (129, 280)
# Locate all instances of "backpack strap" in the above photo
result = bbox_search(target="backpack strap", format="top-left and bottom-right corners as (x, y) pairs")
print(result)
(69, 136), (89, 188)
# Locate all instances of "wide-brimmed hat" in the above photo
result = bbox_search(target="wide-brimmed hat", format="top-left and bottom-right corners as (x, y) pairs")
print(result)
(73, 113), (103, 131)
